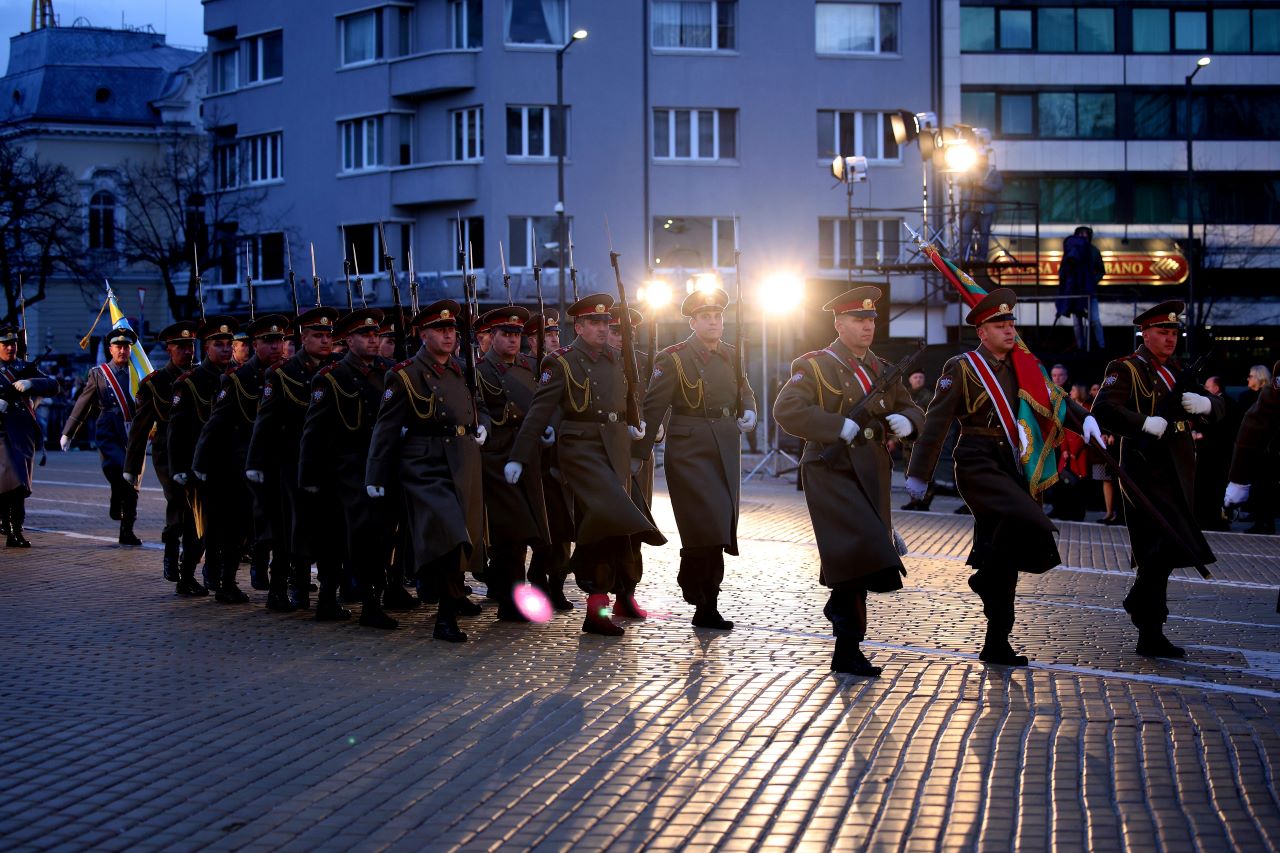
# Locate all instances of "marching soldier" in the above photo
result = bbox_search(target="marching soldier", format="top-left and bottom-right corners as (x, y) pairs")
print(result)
(192, 314), (288, 603)
(246, 306), (341, 611)
(611, 305), (656, 619)
(299, 307), (407, 628)
(61, 326), (144, 545)
(505, 293), (667, 637)
(377, 308), (417, 598)
(775, 287), (923, 675)
(169, 315), (238, 595)
(0, 324), (59, 547)
(476, 304), (550, 622)
(1091, 301), (1224, 657)
(907, 289), (1101, 666)
(123, 321), (198, 581)
(366, 300), (490, 642)
(522, 311), (575, 611)
(632, 289), (757, 630)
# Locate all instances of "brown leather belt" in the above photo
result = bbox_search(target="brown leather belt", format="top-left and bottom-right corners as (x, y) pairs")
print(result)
(406, 424), (469, 437)
(962, 426), (1005, 438)
(672, 406), (733, 419)
(563, 411), (625, 424)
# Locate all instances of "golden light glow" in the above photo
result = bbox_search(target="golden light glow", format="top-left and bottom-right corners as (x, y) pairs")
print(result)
(761, 272), (803, 313)
(691, 273), (721, 294)
(640, 279), (673, 308)
(942, 141), (977, 173)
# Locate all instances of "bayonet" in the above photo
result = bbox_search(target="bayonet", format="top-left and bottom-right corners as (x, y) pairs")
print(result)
(309, 241), (321, 306)
(377, 221), (407, 359)
(499, 240), (512, 305)
(568, 222), (579, 303)
(191, 243), (206, 320)
(340, 225), (354, 311)
(244, 243), (256, 321)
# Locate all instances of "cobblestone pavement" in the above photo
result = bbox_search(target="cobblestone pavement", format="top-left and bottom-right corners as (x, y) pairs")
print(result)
(3, 453), (1280, 851)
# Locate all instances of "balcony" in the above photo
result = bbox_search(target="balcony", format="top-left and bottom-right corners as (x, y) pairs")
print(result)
(390, 162), (479, 206)
(389, 50), (479, 99)
(201, 0), (237, 37)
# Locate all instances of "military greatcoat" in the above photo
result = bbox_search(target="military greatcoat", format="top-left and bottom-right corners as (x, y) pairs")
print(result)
(477, 348), (549, 546)
(775, 339), (923, 589)
(1229, 360), (1280, 486)
(0, 357), (58, 495)
(510, 336), (665, 548)
(633, 335), (756, 554)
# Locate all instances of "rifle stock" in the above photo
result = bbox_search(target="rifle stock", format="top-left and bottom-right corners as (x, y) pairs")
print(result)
(819, 341), (926, 466)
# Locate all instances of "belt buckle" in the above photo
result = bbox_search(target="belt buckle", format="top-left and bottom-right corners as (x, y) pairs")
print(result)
(455, 425), (466, 437)
(863, 427), (874, 440)
(1176, 421), (1186, 432)
(721, 407), (730, 417)
(607, 412), (618, 423)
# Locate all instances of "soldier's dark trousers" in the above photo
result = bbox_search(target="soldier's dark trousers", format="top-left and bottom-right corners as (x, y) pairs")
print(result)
(617, 535), (644, 596)
(571, 537), (628, 595)
(528, 541), (571, 589)
(678, 546), (726, 607)
(342, 494), (393, 602)
(211, 482), (254, 588)
(968, 563), (1019, 639)
(823, 582), (869, 641)
(2, 492), (25, 534)
(419, 545), (469, 603)
(487, 542), (528, 604)
(1123, 565), (1172, 629)
(104, 464), (138, 523)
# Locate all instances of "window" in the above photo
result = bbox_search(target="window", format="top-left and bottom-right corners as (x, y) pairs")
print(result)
(396, 8), (413, 56)
(341, 117), (383, 172)
(211, 49), (237, 93)
(214, 143), (239, 190)
(998, 8), (1031, 50)
(1000, 94), (1033, 136)
(960, 7), (994, 52)
(452, 0), (482, 48)
(815, 2), (898, 55)
(1132, 90), (1280, 141)
(451, 107), (484, 161)
(817, 110), (900, 160)
(818, 217), (901, 270)
(505, 0), (566, 45)
(1132, 7), (1219, 53)
(507, 216), (565, 269)
(1173, 11), (1206, 51)
(452, 216), (486, 270)
(88, 191), (116, 251)
(651, 216), (737, 270)
(507, 105), (566, 159)
(245, 133), (283, 183)
(246, 31), (283, 83)
(963, 90), (1115, 139)
(1214, 9), (1251, 53)
(1132, 8), (1170, 53)
(341, 10), (382, 65)
(399, 114), (414, 166)
(652, 0), (736, 50)
(242, 233), (285, 281)
(654, 108), (736, 160)
(1004, 176), (1116, 223)
(1257, 10), (1280, 52)
(962, 6), (1114, 53)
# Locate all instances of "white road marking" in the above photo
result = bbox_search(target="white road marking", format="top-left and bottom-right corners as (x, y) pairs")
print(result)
(33, 479), (164, 494)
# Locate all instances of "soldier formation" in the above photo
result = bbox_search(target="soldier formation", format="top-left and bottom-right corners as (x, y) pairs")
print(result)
(0, 271), (1272, 678)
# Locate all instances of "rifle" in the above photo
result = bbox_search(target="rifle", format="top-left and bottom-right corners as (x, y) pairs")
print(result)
(533, 265), (547, 369)
(1154, 350), (1212, 424)
(733, 239), (745, 418)
(244, 244), (256, 320)
(284, 235), (302, 349)
(407, 245), (420, 313)
(605, 218), (642, 429)
(568, 223), (579, 303)
(499, 241), (512, 305)
(191, 244), (206, 320)
(457, 225), (480, 435)
(377, 221), (407, 361)
(340, 225), (354, 311)
(308, 242), (322, 306)
(17, 274), (27, 360)
(351, 246), (366, 308)
(819, 340), (926, 466)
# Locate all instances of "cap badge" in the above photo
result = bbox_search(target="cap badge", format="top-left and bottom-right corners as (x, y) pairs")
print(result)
(998, 303), (1010, 314)
(509, 315), (519, 324)
(862, 298), (874, 310)
(595, 304), (606, 313)
(440, 309), (451, 320)
(1167, 312), (1178, 322)
(219, 325), (229, 333)
(271, 325), (280, 333)
(181, 330), (191, 338)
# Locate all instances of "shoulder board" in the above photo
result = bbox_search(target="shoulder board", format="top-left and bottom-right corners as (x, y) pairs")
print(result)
(176, 369), (196, 383)
(316, 363), (338, 378)
(516, 354), (534, 369)
(374, 356), (394, 370)
(391, 358), (414, 373)
(800, 350), (828, 361)
(661, 342), (687, 355)
(550, 345), (573, 358)
(139, 370), (159, 386)
(265, 362), (282, 375)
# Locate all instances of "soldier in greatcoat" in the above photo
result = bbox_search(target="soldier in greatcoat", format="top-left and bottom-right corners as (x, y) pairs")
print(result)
(1091, 300), (1224, 657)
(123, 321), (198, 582)
(908, 289), (1101, 666)
(775, 287), (923, 676)
(506, 293), (667, 636)
(61, 326), (143, 545)
(632, 288), (757, 630)
(0, 324), (59, 547)
(365, 300), (490, 643)
(168, 316), (238, 595)
(192, 314), (288, 604)
(611, 305), (656, 619)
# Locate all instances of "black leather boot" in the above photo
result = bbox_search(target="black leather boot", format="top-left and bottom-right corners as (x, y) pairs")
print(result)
(1135, 627), (1185, 658)
(382, 583), (421, 611)
(162, 535), (180, 582)
(314, 586), (351, 621)
(249, 543), (272, 591)
(433, 599), (467, 642)
(175, 559), (208, 596)
(289, 562), (311, 610)
(831, 636), (881, 677)
(359, 594), (399, 629)
(118, 518), (142, 547)
(692, 605), (734, 630)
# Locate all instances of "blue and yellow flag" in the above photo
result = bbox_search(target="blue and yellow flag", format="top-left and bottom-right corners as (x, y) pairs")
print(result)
(79, 283), (154, 395)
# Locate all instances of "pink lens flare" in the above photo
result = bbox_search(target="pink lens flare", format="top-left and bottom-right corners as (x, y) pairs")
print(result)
(513, 583), (553, 623)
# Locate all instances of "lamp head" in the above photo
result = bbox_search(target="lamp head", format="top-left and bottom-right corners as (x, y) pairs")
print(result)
(1196, 56), (1211, 67)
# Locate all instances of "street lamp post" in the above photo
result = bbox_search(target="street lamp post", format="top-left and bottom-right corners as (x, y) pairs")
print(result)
(555, 28), (588, 320)
(1185, 56), (1210, 348)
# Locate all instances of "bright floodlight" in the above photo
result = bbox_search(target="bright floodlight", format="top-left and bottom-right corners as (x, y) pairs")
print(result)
(942, 141), (978, 173)
(761, 272), (803, 313)
(641, 279), (672, 308)
(573, 28), (589, 40)
(692, 272), (721, 294)
(1196, 56), (1211, 67)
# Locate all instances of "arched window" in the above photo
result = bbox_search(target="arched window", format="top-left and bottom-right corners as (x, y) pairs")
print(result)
(88, 191), (116, 250)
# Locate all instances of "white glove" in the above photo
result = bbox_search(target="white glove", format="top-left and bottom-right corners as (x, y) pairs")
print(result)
(839, 419), (860, 444)
(539, 426), (556, 446)
(1181, 392), (1211, 416)
(885, 413), (912, 439)
(1081, 415), (1102, 446)
(367, 485), (385, 498)
(504, 461), (522, 484)
(736, 410), (757, 433)
(172, 472), (188, 486)
(122, 472), (136, 485)
(59, 434), (71, 451)
(245, 470), (265, 484)
(302, 485), (319, 494)
(474, 424), (488, 445)
(1141, 416), (1168, 438)
(1224, 482), (1250, 508)
(193, 470), (207, 482)
(12, 379), (31, 392)
(655, 422), (666, 443)
(629, 420), (646, 441)
(0, 399), (8, 414)
(905, 476), (928, 501)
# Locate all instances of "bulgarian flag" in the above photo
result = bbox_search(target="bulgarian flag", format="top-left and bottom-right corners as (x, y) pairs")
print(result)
(79, 281), (155, 397)
(912, 230), (1067, 496)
